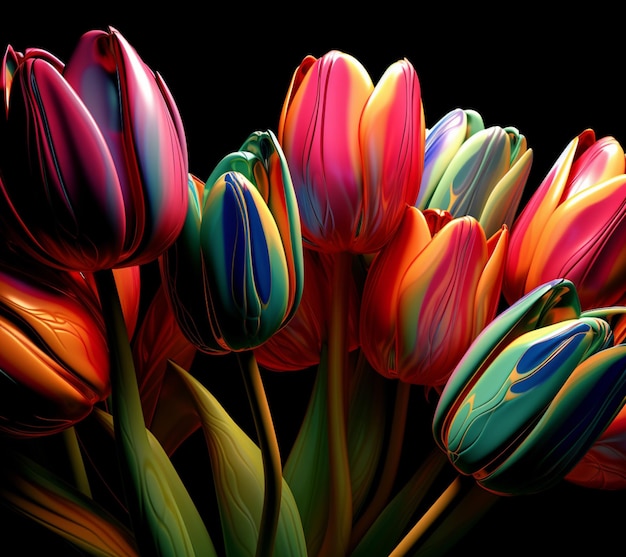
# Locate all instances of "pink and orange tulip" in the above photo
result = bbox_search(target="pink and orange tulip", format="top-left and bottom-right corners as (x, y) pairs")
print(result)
(0, 254), (110, 437)
(359, 207), (508, 387)
(0, 27), (188, 272)
(503, 129), (626, 310)
(278, 50), (425, 254)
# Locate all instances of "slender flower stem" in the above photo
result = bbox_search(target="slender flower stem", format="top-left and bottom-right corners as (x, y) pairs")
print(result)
(319, 251), (353, 557)
(349, 379), (412, 549)
(237, 350), (283, 557)
(388, 476), (465, 557)
(61, 427), (91, 498)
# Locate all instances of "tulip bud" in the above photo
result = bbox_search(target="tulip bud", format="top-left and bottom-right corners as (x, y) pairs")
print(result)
(360, 206), (508, 387)
(433, 280), (626, 495)
(160, 131), (304, 353)
(503, 129), (626, 309)
(0, 255), (109, 437)
(278, 50), (424, 253)
(418, 108), (533, 237)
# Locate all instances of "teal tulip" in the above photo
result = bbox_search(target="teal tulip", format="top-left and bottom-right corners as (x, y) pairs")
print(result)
(160, 130), (304, 352)
(433, 279), (626, 495)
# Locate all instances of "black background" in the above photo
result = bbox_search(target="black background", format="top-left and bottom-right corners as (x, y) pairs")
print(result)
(1, 5), (625, 556)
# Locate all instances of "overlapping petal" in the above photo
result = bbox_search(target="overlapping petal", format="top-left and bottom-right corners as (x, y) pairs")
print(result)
(504, 129), (626, 309)
(360, 206), (508, 386)
(278, 50), (424, 253)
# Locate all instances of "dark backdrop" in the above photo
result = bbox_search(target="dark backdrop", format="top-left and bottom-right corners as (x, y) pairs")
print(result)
(1, 6), (624, 556)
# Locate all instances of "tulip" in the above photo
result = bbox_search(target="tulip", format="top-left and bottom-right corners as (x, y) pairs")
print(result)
(433, 279), (626, 495)
(360, 206), (508, 387)
(160, 130), (303, 353)
(254, 247), (360, 371)
(0, 26), (188, 272)
(278, 50), (425, 254)
(417, 108), (533, 237)
(503, 128), (626, 310)
(0, 254), (110, 437)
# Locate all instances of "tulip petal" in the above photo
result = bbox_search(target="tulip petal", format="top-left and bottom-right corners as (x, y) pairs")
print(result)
(526, 175), (626, 309)
(434, 279), (581, 450)
(356, 58), (424, 252)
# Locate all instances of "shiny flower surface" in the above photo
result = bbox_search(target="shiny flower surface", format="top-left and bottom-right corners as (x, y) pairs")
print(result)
(433, 279), (626, 495)
(278, 50), (424, 254)
(503, 129), (626, 310)
(360, 206), (508, 387)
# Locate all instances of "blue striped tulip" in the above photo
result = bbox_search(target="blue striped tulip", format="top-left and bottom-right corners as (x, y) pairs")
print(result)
(433, 279), (626, 495)
(160, 131), (304, 352)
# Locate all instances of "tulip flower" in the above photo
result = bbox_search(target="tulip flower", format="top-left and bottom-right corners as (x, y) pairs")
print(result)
(0, 254), (110, 437)
(417, 108), (533, 237)
(360, 206), (508, 387)
(254, 247), (360, 371)
(0, 26), (188, 272)
(160, 130), (303, 353)
(503, 128), (626, 310)
(278, 50), (425, 254)
(433, 279), (626, 495)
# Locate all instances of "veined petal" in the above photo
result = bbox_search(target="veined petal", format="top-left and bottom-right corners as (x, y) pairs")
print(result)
(359, 207), (432, 378)
(418, 108), (481, 209)
(434, 278), (581, 450)
(503, 134), (581, 302)
(427, 127), (510, 219)
(526, 175), (626, 309)
(279, 50), (373, 251)
(395, 216), (487, 385)
(479, 148), (533, 237)
(479, 341), (626, 495)
(201, 172), (289, 350)
(472, 225), (509, 338)
(356, 58), (424, 252)
(442, 318), (612, 477)
(563, 135), (626, 199)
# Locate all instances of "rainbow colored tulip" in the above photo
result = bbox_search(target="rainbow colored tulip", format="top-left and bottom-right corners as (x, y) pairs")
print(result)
(417, 108), (533, 237)
(0, 26), (188, 271)
(0, 254), (110, 437)
(278, 50), (425, 254)
(160, 131), (304, 352)
(254, 247), (360, 371)
(359, 206), (508, 387)
(433, 279), (626, 495)
(503, 128), (626, 310)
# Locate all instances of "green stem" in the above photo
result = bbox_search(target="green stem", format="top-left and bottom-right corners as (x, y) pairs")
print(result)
(349, 380), (411, 549)
(61, 427), (91, 498)
(388, 476), (465, 557)
(318, 251), (353, 557)
(237, 350), (282, 557)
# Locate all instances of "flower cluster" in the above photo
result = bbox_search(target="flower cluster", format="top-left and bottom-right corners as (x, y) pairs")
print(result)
(1, 29), (625, 557)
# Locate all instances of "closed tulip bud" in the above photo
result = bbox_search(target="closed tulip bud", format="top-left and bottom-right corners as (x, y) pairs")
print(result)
(0, 27), (188, 272)
(360, 206), (508, 387)
(418, 108), (533, 237)
(254, 247), (360, 371)
(433, 280), (626, 495)
(503, 129), (626, 309)
(0, 255), (110, 437)
(278, 50), (425, 253)
(160, 131), (304, 353)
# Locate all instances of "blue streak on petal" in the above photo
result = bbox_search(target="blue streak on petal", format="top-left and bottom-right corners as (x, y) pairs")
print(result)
(243, 187), (272, 307)
(222, 173), (247, 310)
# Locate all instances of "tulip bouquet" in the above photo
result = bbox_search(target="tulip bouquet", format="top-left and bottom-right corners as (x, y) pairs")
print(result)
(0, 27), (625, 557)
